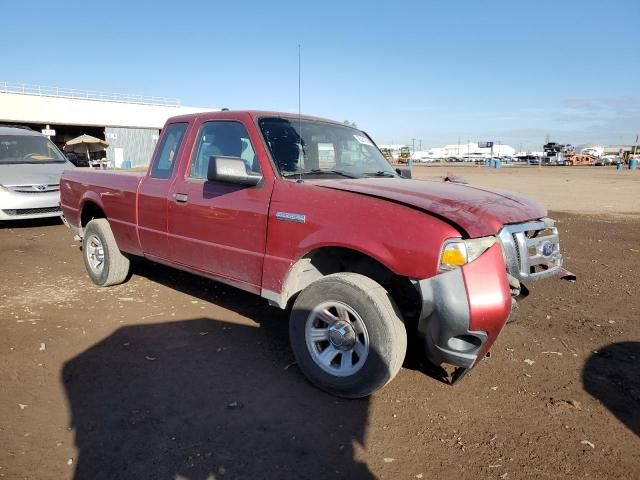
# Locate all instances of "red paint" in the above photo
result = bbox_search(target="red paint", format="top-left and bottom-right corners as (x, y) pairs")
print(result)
(462, 243), (513, 359)
(315, 178), (546, 238)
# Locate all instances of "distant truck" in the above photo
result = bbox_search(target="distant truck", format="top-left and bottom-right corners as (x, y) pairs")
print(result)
(397, 146), (411, 164)
(60, 110), (573, 397)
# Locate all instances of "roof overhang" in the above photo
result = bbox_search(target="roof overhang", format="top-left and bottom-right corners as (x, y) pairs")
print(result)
(0, 92), (212, 129)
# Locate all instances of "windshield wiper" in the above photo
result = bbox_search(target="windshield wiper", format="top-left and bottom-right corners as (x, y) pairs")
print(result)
(281, 169), (358, 179)
(362, 171), (397, 177)
(308, 169), (358, 178)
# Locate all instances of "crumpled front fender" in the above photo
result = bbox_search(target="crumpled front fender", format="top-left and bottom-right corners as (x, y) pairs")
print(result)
(415, 243), (511, 373)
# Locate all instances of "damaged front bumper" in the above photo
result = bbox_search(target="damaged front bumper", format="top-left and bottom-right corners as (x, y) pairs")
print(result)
(413, 218), (576, 384)
(414, 243), (512, 383)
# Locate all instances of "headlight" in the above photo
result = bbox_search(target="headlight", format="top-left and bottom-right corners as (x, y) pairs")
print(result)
(439, 236), (498, 271)
(0, 184), (8, 193)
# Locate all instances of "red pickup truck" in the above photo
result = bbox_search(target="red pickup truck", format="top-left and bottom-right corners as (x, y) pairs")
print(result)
(60, 110), (572, 397)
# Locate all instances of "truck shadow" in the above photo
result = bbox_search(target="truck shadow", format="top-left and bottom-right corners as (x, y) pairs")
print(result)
(582, 341), (640, 438)
(62, 314), (377, 479)
(129, 258), (273, 322)
(129, 258), (449, 384)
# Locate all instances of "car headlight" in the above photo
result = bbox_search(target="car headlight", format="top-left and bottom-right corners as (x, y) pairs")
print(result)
(0, 184), (7, 193)
(439, 236), (498, 271)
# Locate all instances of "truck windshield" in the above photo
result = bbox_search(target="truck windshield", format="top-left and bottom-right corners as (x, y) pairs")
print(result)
(258, 117), (397, 178)
(0, 135), (67, 164)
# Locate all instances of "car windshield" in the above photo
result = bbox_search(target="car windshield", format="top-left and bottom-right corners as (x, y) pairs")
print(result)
(0, 134), (66, 164)
(258, 117), (397, 178)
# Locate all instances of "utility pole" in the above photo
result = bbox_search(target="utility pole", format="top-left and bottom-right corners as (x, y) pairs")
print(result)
(457, 136), (460, 156)
(418, 139), (422, 151)
(411, 138), (416, 154)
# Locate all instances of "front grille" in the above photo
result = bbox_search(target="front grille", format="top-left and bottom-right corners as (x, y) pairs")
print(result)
(511, 233), (521, 267)
(498, 218), (562, 282)
(2, 206), (61, 216)
(7, 184), (59, 193)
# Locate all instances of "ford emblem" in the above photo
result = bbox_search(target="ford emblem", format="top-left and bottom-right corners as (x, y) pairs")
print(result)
(542, 241), (554, 257)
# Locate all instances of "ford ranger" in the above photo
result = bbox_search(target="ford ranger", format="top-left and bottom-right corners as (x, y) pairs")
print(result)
(60, 110), (573, 397)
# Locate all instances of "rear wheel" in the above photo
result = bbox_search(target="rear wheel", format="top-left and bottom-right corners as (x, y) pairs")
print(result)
(82, 218), (130, 287)
(289, 273), (407, 398)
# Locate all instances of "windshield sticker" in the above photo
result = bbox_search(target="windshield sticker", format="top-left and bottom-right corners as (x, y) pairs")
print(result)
(353, 134), (373, 146)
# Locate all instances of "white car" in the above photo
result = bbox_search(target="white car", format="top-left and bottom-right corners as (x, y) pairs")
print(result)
(0, 126), (74, 221)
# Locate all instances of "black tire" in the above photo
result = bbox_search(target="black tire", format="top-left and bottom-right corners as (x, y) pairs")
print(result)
(82, 218), (130, 287)
(289, 272), (407, 398)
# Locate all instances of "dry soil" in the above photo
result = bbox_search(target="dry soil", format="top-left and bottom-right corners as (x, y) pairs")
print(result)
(1, 166), (639, 479)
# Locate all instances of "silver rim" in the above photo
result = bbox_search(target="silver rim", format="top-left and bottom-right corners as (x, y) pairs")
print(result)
(85, 234), (105, 275)
(305, 300), (369, 377)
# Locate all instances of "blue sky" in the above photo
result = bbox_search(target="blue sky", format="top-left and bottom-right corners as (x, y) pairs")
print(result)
(4, 0), (639, 150)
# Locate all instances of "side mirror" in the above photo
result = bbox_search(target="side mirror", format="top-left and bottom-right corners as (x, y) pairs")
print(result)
(395, 167), (412, 179)
(207, 156), (262, 186)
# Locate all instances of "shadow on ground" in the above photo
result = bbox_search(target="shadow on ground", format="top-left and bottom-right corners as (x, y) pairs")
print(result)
(62, 314), (376, 479)
(129, 258), (449, 385)
(583, 341), (640, 438)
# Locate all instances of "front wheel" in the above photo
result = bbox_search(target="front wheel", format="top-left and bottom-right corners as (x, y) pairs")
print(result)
(82, 218), (130, 287)
(289, 273), (407, 398)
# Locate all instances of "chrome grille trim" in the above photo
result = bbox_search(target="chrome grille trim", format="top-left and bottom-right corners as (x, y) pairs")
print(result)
(498, 217), (562, 282)
(6, 184), (60, 193)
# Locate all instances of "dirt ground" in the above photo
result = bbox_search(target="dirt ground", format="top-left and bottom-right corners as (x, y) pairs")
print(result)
(1, 168), (639, 479)
(412, 164), (640, 215)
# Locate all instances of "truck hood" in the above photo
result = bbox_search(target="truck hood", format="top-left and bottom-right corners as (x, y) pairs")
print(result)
(312, 178), (546, 237)
(0, 162), (73, 187)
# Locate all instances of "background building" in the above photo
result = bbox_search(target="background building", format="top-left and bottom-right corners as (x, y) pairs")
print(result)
(0, 82), (211, 167)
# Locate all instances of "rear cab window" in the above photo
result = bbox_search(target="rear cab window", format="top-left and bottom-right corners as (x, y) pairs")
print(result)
(150, 123), (188, 179)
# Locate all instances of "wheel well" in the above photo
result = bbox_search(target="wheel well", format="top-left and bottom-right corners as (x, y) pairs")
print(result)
(281, 247), (420, 320)
(80, 201), (106, 228)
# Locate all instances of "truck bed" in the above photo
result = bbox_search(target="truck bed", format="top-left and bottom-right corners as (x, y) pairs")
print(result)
(60, 169), (146, 254)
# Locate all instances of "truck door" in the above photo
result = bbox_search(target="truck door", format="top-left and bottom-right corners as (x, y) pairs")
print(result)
(137, 122), (189, 261)
(167, 119), (273, 292)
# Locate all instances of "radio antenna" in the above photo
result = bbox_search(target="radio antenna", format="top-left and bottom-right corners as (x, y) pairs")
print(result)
(298, 43), (302, 131)
(297, 42), (305, 174)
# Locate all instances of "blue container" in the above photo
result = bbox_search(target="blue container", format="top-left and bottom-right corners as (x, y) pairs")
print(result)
(630, 158), (638, 170)
(122, 160), (132, 169)
(616, 162), (624, 171)
(494, 159), (501, 169)
(484, 159), (490, 167)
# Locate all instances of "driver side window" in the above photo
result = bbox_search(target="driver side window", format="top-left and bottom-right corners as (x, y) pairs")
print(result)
(189, 121), (260, 179)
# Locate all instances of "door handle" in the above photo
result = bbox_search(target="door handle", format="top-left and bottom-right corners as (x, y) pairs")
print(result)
(173, 193), (189, 203)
